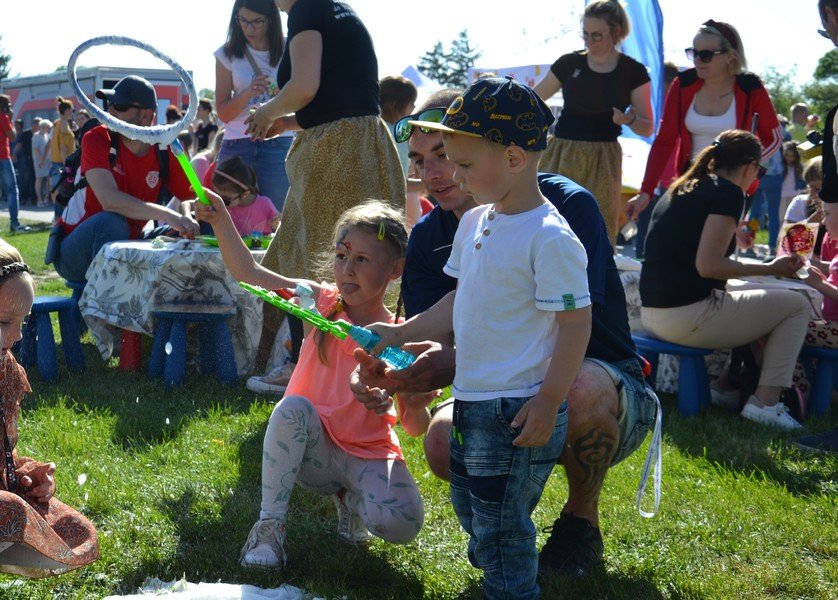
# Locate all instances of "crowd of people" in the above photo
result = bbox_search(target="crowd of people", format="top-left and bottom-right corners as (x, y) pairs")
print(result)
(1, 0), (836, 597)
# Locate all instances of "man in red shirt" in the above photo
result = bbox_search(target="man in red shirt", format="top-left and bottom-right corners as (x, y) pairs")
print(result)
(52, 76), (199, 282)
(0, 94), (28, 232)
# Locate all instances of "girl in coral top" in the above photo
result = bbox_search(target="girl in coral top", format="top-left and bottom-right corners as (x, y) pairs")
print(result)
(196, 194), (426, 570)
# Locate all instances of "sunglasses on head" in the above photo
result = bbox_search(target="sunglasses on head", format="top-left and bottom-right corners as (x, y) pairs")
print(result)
(685, 47), (727, 63)
(111, 103), (146, 113)
(394, 107), (446, 143)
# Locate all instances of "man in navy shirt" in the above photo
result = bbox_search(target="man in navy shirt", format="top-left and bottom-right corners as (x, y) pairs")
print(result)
(353, 89), (660, 579)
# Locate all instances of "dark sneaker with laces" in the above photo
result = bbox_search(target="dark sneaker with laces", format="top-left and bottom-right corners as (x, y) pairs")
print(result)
(538, 513), (604, 579)
(794, 427), (838, 455)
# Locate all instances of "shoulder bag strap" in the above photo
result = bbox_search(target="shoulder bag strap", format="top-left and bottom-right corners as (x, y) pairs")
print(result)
(243, 47), (264, 78)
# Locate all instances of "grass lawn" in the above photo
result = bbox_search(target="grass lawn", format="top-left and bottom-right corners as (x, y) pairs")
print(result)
(0, 222), (836, 599)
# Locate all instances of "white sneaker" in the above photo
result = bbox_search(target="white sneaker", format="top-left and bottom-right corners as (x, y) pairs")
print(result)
(740, 396), (803, 430)
(333, 491), (374, 546)
(709, 387), (741, 411)
(246, 362), (295, 395)
(240, 519), (287, 568)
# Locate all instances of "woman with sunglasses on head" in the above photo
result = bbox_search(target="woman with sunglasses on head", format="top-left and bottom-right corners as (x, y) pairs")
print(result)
(215, 0), (292, 213)
(626, 20), (783, 225)
(534, 0), (653, 246)
(640, 129), (809, 431)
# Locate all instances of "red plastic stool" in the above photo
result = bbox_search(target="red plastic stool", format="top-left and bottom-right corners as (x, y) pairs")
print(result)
(119, 330), (143, 371)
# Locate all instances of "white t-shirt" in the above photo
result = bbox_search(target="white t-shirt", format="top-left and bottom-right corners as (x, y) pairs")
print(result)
(686, 97), (736, 161)
(214, 44), (292, 140)
(785, 192), (813, 222)
(443, 202), (591, 401)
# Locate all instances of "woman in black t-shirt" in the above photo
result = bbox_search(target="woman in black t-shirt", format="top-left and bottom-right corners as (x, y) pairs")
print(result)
(534, 0), (652, 245)
(640, 129), (809, 430)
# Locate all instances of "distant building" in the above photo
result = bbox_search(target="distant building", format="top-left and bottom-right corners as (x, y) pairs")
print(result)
(0, 66), (192, 127)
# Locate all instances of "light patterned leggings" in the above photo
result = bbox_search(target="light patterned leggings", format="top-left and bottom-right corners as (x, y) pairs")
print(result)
(259, 395), (423, 544)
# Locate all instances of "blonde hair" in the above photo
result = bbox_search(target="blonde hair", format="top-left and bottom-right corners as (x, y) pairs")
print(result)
(314, 200), (407, 365)
(803, 156), (823, 184)
(698, 20), (747, 74)
(584, 0), (631, 43)
(0, 238), (33, 292)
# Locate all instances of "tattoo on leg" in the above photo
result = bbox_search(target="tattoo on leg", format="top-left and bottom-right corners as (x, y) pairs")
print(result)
(572, 429), (616, 495)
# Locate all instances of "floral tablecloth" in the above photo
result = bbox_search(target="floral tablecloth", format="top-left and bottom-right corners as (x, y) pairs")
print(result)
(79, 239), (266, 376)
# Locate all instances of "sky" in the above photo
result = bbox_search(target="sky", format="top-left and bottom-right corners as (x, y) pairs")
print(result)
(0, 1), (831, 95)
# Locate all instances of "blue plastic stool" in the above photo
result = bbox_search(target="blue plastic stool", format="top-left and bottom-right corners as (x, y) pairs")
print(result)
(632, 331), (712, 417)
(148, 310), (237, 389)
(798, 345), (837, 418)
(64, 280), (88, 336)
(19, 296), (85, 381)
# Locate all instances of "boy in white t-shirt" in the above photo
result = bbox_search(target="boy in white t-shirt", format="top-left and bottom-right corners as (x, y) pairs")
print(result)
(369, 77), (592, 600)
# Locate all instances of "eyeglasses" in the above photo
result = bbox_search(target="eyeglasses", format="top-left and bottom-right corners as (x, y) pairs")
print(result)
(394, 108), (446, 143)
(220, 189), (250, 206)
(819, 28), (831, 39)
(237, 16), (268, 30)
(580, 31), (605, 42)
(755, 163), (767, 180)
(111, 103), (146, 112)
(685, 47), (728, 63)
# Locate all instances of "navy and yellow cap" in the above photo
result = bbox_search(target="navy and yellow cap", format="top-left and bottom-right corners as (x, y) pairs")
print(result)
(408, 76), (554, 151)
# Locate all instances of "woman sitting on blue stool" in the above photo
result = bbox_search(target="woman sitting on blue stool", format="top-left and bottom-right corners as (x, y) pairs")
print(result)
(639, 129), (810, 430)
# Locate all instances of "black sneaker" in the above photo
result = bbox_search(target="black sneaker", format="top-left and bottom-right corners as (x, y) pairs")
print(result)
(794, 427), (838, 455)
(538, 513), (604, 579)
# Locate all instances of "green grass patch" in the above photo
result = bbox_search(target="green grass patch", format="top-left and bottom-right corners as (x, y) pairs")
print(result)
(0, 221), (835, 599)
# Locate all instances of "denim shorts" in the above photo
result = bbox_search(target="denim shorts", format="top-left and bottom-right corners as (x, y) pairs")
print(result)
(586, 357), (659, 465)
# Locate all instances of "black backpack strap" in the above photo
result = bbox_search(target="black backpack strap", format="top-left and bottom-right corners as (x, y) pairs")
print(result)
(155, 144), (171, 205)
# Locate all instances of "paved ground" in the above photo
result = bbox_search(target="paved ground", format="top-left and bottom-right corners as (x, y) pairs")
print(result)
(0, 201), (56, 227)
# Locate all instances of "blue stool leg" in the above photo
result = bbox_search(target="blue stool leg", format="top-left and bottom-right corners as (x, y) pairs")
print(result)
(35, 313), (58, 382)
(19, 318), (37, 368)
(163, 321), (187, 388)
(148, 319), (173, 379)
(199, 323), (218, 376)
(57, 310), (84, 372)
(213, 319), (237, 386)
(809, 359), (833, 418)
(677, 355), (705, 417)
(69, 286), (87, 336)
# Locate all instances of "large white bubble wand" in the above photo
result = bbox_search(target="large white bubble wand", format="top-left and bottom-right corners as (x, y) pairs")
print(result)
(67, 36), (210, 204)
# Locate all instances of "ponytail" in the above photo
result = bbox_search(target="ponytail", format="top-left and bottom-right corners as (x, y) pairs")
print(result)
(670, 129), (762, 196)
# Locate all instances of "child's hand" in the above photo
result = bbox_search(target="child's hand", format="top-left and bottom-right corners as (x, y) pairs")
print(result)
(350, 351), (395, 414)
(364, 322), (404, 356)
(194, 189), (228, 225)
(803, 265), (827, 287)
(16, 461), (56, 503)
(510, 393), (561, 447)
(396, 390), (442, 412)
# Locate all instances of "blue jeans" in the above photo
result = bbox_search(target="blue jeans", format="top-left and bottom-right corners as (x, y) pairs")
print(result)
(749, 174), (782, 251)
(54, 211), (130, 282)
(0, 159), (20, 227)
(217, 136), (292, 212)
(450, 397), (568, 600)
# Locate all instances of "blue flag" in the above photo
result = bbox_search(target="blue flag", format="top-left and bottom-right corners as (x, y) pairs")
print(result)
(586, 0), (664, 143)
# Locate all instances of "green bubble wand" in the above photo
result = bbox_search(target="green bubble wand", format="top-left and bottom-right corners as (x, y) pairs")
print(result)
(240, 283), (415, 370)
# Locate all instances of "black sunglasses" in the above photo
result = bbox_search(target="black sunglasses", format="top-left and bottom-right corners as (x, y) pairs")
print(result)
(394, 108), (446, 143)
(685, 47), (727, 63)
(819, 28), (831, 39)
(111, 103), (146, 112)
